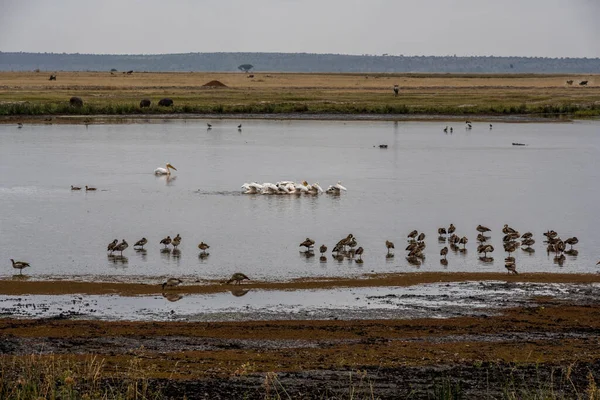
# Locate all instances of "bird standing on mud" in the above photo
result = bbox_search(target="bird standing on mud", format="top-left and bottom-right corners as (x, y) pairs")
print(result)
(10, 259), (30, 274)
(227, 272), (250, 285)
(162, 278), (182, 290)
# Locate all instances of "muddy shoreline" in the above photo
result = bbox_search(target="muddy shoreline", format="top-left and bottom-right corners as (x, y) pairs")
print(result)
(0, 112), (574, 125)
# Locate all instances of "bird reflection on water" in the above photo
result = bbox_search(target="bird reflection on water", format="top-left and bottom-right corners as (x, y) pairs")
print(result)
(230, 288), (251, 297)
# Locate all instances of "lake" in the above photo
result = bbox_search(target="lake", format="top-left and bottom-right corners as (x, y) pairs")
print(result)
(1, 119), (599, 281)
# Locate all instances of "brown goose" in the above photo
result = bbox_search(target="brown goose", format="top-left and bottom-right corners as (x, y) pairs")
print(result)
(134, 238), (147, 248)
(448, 224), (456, 235)
(407, 230), (418, 240)
(162, 278), (182, 290)
(521, 232), (533, 239)
(476, 225), (491, 234)
(198, 242), (210, 253)
(107, 239), (118, 253)
(355, 247), (364, 260)
(171, 234), (181, 249)
(440, 246), (448, 259)
(85, 185), (97, 191)
(160, 236), (172, 248)
(113, 239), (128, 255)
(299, 238), (315, 251)
(406, 256), (421, 266)
(417, 232), (426, 242)
(10, 259), (30, 274)
(502, 224), (517, 235)
(319, 244), (327, 255)
(71, 185), (81, 191)
(477, 233), (489, 243)
(227, 272), (250, 285)
(505, 262), (518, 275)
(564, 237), (578, 249)
(385, 240), (395, 255)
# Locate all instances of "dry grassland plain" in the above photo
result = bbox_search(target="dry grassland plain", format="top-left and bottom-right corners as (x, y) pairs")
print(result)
(0, 71), (599, 120)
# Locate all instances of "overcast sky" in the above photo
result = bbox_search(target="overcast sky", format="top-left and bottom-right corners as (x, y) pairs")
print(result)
(1, 0), (599, 57)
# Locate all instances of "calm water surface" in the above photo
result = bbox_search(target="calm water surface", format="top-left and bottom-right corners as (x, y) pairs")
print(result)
(1, 120), (599, 281)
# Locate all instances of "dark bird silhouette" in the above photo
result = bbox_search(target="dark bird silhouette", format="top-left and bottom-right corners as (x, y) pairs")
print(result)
(71, 185), (81, 191)
(207, 123), (212, 129)
(113, 240), (128, 255)
(448, 224), (456, 235)
(160, 236), (172, 248)
(198, 242), (210, 253)
(10, 259), (30, 274)
(227, 272), (250, 285)
(476, 225), (491, 234)
(355, 247), (364, 260)
(505, 262), (518, 275)
(85, 185), (97, 191)
(417, 232), (425, 242)
(107, 239), (118, 253)
(407, 230), (418, 240)
(134, 238), (147, 249)
(385, 240), (395, 255)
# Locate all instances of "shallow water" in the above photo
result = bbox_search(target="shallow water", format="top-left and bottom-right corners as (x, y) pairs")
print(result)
(1, 281), (595, 321)
(1, 120), (599, 281)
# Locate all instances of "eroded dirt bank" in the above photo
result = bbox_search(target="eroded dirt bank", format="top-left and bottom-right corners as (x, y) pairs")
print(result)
(1, 297), (600, 398)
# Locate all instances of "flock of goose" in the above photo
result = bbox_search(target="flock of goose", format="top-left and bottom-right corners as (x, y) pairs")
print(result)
(241, 181), (347, 195)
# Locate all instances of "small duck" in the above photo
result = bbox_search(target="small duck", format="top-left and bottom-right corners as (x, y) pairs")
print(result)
(71, 185), (82, 191)
(198, 242), (210, 252)
(85, 186), (97, 191)
(171, 234), (181, 249)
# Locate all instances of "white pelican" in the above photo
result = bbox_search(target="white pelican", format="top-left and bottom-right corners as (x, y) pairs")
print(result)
(241, 183), (259, 194)
(326, 181), (348, 194)
(312, 183), (324, 194)
(334, 181), (347, 191)
(154, 163), (177, 175)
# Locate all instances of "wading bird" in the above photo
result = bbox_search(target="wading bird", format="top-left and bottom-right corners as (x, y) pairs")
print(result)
(299, 238), (315, 251)
(162, 278), (182, 290)
(171, 234), (181, 249)
(160, 236), (172, 248)
(154, 163), (177, 175)
(227, 272), (250, 285)
(10, 259), (30, 274)
(198, 242), (210, 253)
(319, 244), (327, 255)
(134, 238), (147, 249)
(113, 240), (128, 255)
(107, 239), (118, 253)
(385, 240), (395, 255)
(440, 247), (448, 259)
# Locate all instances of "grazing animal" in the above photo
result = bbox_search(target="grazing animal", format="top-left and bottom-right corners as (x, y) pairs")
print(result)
(107, 239), (118, 253)
(69, 96), (83, 107)
(379, 144), (388, 149)
(566, 80), (573, 85)
(49, 74), (57, 81)
(227, 273), (250, 285)
(162, 278), (182, 290)
(385, 240), (395, 255)
(127, 70), (133, 74)
(198, 242), (210, 252)
(134, 238), (147, 248)
(139, 99), (151, 108)
(10, 259), (30, 274)
(158, 98), (174, 107)
(85, 186), (96, 191)
(438, 227), (447, 236)
(579, 81), (588, 86)
(71, 185), (81, 191)
(393, 84), (399, 97)
(160, 236), (172, 248)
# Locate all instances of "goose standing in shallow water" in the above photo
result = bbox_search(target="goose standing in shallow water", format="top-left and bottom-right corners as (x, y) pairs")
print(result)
(134, 238), (147, 249)
(154, 163), (177, 175)
(198, 242), (210, 253)
(299, 238), (315, 252)
(160, 236), (172, 248)
(227, 272), (250, 285)
(10, 259), (30, 274)
(440, 247), (448, 260)
(113, 240), (128, 255)
(385, 240), (395, 256)
(107, 239), (118, 253)
(171, 234), (181, 249)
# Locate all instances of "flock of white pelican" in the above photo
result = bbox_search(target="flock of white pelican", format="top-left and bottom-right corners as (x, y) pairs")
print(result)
(241, 181), (347, 195)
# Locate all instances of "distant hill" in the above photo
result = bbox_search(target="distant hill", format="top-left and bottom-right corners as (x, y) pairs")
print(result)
(1, 52), (599, 73)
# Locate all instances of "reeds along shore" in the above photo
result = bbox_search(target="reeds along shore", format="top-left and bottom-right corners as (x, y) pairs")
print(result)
(1, 72), (599, 117)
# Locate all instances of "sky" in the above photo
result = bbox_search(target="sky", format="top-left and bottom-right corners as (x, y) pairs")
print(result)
(1, 0), (599, 58)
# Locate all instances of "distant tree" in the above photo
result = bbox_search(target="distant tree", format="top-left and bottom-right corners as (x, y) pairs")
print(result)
(238, 64), (254, 73)
(110, 68), (117, 72)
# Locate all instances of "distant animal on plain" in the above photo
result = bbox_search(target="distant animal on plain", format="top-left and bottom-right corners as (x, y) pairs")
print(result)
(49, 74), (56, 81)
(127, 70), (133, 74)
(139, 99), (151, 108)
(69, 96), (84, 107)
(158, 98), (174, 107)
(579, 81), (588, 86)
(566, 80), (573, 85)
(393, 85), (399, 97)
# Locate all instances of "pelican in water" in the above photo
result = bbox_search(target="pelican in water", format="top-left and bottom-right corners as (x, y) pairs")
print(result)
(162, 278), (182, 290)
(107, 239), (118, 253)
(326, 181), (347, 194)
(154, 163), (177, 175)
(227, 272), (250, 285)
(134, 238), (148, 249)
(85, 186), (96, 191)
(10, 259), (30, 274)
(71, 185), (81, 191)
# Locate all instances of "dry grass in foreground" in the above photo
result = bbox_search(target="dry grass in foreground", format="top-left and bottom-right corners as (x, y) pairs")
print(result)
(1, 71), (599, 118)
